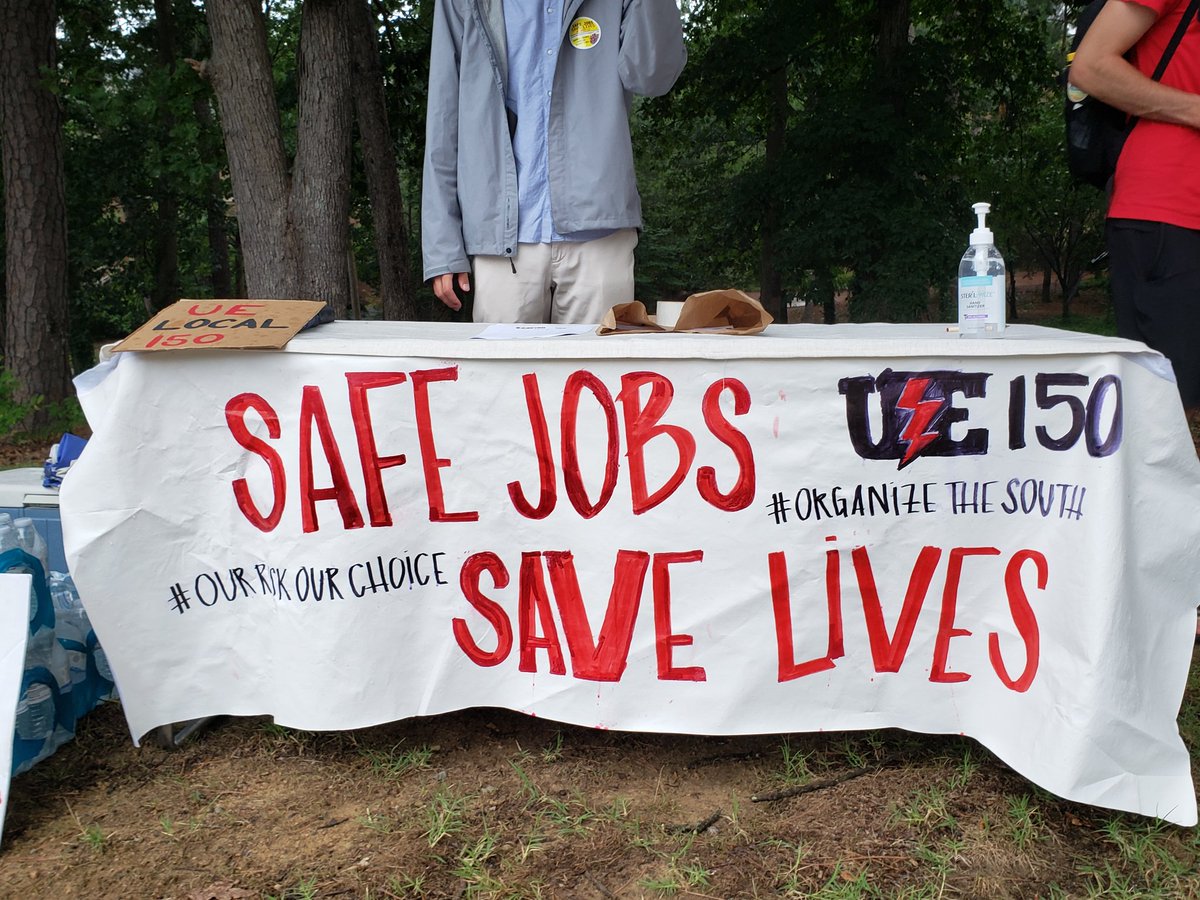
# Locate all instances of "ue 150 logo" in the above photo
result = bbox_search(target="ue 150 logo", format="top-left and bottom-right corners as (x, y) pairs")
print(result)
(837, 369), (1123, 469)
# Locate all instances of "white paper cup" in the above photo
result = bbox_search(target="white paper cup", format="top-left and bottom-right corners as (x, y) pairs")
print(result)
(655, 301), (684, 329)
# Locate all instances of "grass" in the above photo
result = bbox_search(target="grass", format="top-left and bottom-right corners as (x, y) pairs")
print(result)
(360, 740), (434, 778)
(1081, 817), (1200, 895)
(779, 736), (816, 785)
(638, 833), (713, 896)
(79, 823), (107, 852)
(385, 697), (1198, 897)
(450, 826), (500, 891)
(773, 839), (810, 897)
(356, 808), (396, 833)
(16, 700), (1200, 897)
(266, 876), (319, 900)
(423, 788), (469, 848)
(158, 814), (199, 838)
(1005, 794), (1044, 851)
(540, 731), (564, 762)
(945, 745), (978, 792)
(890, 784), (956, 832)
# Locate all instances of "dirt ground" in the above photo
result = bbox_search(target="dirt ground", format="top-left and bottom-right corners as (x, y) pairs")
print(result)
(2, 285), (1198, 899)
(4, 696), (1198, 899)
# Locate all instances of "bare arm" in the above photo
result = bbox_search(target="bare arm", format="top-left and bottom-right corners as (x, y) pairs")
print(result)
(1070, 0), (1200, 129)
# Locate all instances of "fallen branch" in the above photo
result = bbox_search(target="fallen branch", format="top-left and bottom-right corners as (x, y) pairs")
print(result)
(751, 756), (898, 803)
(586, 873), (617, 899)
(667, 809), (722, 834)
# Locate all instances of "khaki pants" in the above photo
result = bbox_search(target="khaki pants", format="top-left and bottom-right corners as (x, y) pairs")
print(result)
(472, 228), (638, 325)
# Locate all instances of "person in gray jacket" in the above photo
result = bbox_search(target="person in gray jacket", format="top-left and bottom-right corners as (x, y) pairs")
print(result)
(421, 0), (686, 324)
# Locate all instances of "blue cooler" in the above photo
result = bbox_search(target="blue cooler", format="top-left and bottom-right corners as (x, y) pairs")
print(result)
(0, 467), (66, 574)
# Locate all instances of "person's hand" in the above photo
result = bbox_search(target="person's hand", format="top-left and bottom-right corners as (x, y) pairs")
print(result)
(433, 272), (470, 311)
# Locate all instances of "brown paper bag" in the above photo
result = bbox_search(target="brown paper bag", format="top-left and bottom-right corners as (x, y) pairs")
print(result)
(598, 289), (773, 335)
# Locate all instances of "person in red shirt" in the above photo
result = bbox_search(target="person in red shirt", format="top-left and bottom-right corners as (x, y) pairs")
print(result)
(1073, 1), (1200, 639)
(1071, 0), (1200, 412)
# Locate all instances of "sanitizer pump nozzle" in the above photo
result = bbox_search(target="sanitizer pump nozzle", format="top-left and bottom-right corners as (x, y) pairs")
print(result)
(957, 201), (1006, 337)
(970, 202), (994, 247)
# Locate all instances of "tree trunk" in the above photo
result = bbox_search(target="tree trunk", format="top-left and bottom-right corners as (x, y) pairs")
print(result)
(1007, 264), (1018, 322)
(0, 0), (72, 423)
(194, 94), (235, 298)
(877, 0), (911, 113)
(759, 64), (788, 323)
(150, 0), (181, 311)
(350, 0), (417, 320)
(819, 269), (837, 325)
(204, 0), (297, 298)
(204, 0), (353, 314)
(292, 0), (353, 315)
(183, 4), (234, 298)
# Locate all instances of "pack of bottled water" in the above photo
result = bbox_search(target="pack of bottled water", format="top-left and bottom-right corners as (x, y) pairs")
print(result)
(3, 513), (118, 775)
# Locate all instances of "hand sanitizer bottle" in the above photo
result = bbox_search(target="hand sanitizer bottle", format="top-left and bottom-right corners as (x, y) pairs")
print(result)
(957, 202), (1006, 338)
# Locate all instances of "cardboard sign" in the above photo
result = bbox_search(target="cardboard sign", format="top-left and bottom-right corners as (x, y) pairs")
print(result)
(113, 299), (329, 353)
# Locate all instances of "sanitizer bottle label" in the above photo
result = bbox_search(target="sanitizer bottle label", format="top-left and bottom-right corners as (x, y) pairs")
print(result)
(958, 275), (1004, 326)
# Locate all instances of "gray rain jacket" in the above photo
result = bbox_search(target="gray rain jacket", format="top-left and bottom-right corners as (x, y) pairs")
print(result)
(421, 0), (686, 281)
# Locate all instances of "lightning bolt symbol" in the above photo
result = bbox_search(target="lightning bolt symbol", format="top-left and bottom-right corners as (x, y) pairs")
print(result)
(897, 377), (944, 469)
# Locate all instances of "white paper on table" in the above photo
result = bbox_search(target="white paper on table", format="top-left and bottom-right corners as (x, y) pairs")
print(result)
(471, 324), (596, 340)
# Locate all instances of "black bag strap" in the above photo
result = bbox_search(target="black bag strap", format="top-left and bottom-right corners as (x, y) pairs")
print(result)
(1150, 0), (1200, 82)
(1123, 0), (1200, 137)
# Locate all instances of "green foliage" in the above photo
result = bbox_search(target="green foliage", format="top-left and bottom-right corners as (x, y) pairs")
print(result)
(0, 369), (42, 438)
(11, 0), (1109, 387)
(0, 365), (81, 439)
(58, 0), (228, 359)
(634, 0), (1097, 321)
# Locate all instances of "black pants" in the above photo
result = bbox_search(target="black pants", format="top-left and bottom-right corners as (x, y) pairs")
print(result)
(1106, 218), (1200, 409)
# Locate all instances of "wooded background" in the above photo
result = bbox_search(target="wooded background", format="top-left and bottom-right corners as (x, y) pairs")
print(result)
(0, 0), (1105, 425)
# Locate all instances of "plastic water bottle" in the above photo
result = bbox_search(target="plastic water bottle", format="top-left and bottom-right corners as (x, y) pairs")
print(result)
(48, 571), (75, 613)
(14, 682), (55, 742)
(0, 513), (17, 554)
(93, 643), (114, 685)
(50, 573), (87, 709)
(14, 518), (50, 581)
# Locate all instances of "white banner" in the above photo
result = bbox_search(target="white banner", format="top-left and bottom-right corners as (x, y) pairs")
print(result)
(0, 574), (32, 845)
(62, 323), (1200, 824)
